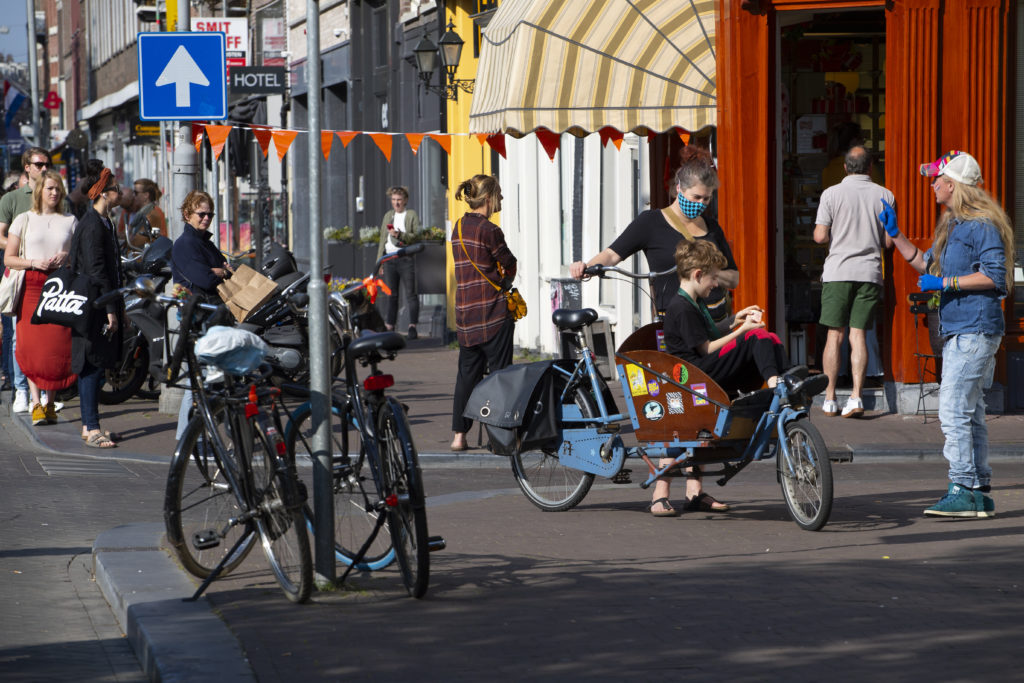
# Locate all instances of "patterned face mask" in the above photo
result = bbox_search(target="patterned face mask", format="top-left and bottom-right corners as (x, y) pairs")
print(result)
(677, 193), (707, 219)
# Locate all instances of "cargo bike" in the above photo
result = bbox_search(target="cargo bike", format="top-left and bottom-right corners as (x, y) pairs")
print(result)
(466, 265), (833, 531)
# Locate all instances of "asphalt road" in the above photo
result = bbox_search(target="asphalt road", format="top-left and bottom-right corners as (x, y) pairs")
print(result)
(3, 423), (1024, 682)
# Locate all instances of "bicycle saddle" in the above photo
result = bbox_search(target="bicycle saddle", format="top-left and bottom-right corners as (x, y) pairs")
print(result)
(551, 308), (598, 330)
(347, 331), (406, 358)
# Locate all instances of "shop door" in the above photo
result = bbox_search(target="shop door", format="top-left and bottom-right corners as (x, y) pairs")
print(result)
(777, 9), (887, 381)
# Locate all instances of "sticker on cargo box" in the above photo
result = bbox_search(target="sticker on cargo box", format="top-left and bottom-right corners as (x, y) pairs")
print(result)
(627, 364), (648, 396)
(666, 392), (685, 414)
(691, 383), (709, 406)
(642, 401), (664, 421)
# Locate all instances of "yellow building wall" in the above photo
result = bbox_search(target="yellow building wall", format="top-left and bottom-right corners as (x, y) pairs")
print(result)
(445, 2), (495, 332)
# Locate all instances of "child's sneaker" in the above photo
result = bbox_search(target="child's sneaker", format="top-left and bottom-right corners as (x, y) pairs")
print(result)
(821, 399), (839, 417)
(924, 483), (978, 518)
(841, 396), (864, 418)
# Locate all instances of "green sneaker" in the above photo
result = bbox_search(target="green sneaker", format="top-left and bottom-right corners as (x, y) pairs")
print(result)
(924, 483), (978, 518)
(973, 490), (996, 518)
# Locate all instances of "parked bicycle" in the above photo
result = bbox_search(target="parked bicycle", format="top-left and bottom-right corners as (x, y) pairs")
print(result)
(99, 279), (314, 602)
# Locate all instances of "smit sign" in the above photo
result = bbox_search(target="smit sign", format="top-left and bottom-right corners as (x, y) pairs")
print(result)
(137, 32), (227, 121)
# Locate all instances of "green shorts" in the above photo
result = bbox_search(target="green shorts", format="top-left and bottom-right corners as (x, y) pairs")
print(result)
(819, 281), (881, 330)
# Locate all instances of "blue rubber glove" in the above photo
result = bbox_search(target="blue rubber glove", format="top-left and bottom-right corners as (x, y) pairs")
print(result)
(918, 274), (943, 291)
(878, 199), (899, 237)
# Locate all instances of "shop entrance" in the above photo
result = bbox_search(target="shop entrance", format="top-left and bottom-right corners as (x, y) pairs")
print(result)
(777, 9), (887, 383)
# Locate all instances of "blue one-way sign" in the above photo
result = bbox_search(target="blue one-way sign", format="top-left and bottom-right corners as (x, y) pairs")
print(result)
(137, 32), (227, 121)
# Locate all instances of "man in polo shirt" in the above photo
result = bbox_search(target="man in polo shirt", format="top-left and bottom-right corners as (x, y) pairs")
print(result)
(813, 145), (894, 418)
(0, 147), (57, 413)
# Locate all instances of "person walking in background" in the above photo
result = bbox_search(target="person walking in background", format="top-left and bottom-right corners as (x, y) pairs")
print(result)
(68, 164), (124, 448)
(880, 151), (1014, 518)
(0, 171), (28, 391)
(4, 171), (78, 425)
(171, 191), (232, 298)
(378, 185), (422, 339)
(450, 174), (517, 452)
(120, 178), (167, 249)
(0, 147), (57, 414)
(813, 145), (894, 418)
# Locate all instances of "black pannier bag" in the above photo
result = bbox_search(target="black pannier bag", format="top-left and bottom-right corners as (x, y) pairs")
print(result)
(463, 362), (562, 456)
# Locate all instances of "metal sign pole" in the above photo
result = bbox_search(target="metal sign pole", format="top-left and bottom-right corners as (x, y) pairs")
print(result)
(305, 0), (334, 586)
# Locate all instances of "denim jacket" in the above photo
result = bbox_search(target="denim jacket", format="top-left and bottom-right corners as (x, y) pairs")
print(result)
(924, 218), (1006, 337)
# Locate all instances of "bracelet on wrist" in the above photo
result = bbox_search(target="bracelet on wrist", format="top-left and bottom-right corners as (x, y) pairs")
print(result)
(905, 247), (919, 262)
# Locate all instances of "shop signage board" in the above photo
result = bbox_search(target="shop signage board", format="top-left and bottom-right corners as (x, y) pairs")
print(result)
(137, 32), (227, 121)
(191, 17), (248, 67)
(230, 66), (287, 95)
(130, 117), (161, 143)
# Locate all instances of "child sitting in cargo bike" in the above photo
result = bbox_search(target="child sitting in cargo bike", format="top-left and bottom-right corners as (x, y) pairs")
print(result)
(650, 239), (796, 517)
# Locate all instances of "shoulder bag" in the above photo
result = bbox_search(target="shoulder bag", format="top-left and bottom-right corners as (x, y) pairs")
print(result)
(30, 224), (96, 336)
(457, 218), (527, 322)
(0, 213), (31, 316)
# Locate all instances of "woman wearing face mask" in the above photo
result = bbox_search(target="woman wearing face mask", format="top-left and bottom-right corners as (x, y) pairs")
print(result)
(570, 145), (739, 322)
(570, 145), (740, 514)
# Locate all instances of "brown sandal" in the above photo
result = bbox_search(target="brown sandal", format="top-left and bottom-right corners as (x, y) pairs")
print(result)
(684, 492), (730, 512)
(84, 432), (118, 449)
(648, 497), (678, 517)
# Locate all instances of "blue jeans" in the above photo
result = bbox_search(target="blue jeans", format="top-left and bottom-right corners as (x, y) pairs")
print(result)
(11, 323), (27, 394)
(78, 360), (105, 431)
(1, 315), (12, 382)
(938, 333), (1001, 488)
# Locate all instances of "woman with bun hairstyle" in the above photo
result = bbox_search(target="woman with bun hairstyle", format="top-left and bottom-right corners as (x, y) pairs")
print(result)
(449, 174), (517, 452)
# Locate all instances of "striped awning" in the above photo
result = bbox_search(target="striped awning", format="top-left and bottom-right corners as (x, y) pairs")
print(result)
(468, 0), (717, 137)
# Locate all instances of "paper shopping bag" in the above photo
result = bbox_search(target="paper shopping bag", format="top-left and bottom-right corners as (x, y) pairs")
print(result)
(216, 264), (278, 322)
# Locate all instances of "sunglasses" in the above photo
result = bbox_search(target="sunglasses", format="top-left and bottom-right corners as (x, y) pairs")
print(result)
(29, 161), (50, 169)
(195, 211), (214, 219)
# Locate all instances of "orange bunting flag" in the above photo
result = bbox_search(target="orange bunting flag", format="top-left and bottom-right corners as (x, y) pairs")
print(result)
(598, 126), (624, 150)
(405, 133), (425, 155)
(486, 133), (507, 159)
(676, 127), (691, 146)
(250, 125), (273, 158)
(336, 131), (358, 148)
(368, 133), (393, 162)
(205, 125), (232, 160)
(272, 129), (298, 162)
(193, 130), (204, 154)
(321, 130), (334, 160)
(475, 133), (488, 147)
(534, 127), (561, 161)
(427, 133), (451, 155)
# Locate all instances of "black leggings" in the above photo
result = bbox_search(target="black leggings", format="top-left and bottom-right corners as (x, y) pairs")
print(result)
(697, 328), (789, 394)
(451, 318), (515, 433)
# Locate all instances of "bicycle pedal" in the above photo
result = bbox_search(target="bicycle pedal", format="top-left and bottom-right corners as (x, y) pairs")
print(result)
(427, 536), (446, 552)
(192, 529), (220, 550)
(611, 469), (632, 484)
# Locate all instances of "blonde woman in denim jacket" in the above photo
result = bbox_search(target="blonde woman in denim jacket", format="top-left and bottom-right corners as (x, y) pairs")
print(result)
(879, 151), (1014, 518)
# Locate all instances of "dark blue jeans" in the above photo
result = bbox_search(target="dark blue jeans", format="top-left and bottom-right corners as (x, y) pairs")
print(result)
(1, 315), (12, 384)
(78, 359), (105, 431)
(382, 256), (419, 328)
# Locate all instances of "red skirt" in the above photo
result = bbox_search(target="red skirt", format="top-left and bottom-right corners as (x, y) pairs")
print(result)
(15, 269), (77, 391)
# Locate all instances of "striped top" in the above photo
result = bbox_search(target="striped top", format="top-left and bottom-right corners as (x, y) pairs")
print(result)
(452, 213), (518, 347)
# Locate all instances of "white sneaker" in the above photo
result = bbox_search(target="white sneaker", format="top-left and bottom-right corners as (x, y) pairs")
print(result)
(821, 399), (839, 417)
(40, 392), (63, 413)
(841, 396), (864, 418)
(12, 390), (29, 414)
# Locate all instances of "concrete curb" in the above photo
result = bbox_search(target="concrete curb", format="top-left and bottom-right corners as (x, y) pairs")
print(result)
(93, 523), (255, 682)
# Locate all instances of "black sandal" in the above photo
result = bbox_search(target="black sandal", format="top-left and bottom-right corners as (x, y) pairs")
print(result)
(684, 492), (731, 512)
(648, 497), (678, 517)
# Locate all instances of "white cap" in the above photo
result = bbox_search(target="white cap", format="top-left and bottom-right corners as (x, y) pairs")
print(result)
(919, 150), (983, 186)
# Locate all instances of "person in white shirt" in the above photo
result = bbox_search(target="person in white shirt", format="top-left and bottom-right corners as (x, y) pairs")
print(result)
(377, 185), (422, 339)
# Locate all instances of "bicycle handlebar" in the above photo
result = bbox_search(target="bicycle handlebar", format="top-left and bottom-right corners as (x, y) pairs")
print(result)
(582, 264), (676, 280)
(373, 242), (425, 275)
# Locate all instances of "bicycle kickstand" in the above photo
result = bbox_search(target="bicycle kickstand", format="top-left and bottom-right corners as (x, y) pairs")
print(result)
(184, 529), (256, 602)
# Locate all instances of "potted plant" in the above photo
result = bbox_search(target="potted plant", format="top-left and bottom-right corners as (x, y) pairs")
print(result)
(324, 226), (356, 278)
(413, 226), (448, 295)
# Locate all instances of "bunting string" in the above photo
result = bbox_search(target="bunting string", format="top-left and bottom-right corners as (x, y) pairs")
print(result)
(192, 121), (694, 164)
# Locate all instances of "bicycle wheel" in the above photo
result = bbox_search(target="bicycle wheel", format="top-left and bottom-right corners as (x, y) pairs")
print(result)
(377, 399), (429, 598)
(164, 407), (255, 578)
(779, 418), (834, 531)
(511, 376), (597, 512)
(286, 402), (395, 570)
(250, 415), (313, 603)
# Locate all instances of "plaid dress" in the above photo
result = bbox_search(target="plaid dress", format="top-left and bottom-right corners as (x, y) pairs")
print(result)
(452, 212), (517, 347)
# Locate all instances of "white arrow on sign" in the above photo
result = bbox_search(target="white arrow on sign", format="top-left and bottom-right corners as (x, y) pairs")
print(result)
(154, 44), (210, 107)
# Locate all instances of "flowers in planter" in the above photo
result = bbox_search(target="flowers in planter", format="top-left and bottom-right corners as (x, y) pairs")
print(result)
(323, 225), (353, 242)
(403, 225), (446, 244)
(358, 226), (381, 246)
